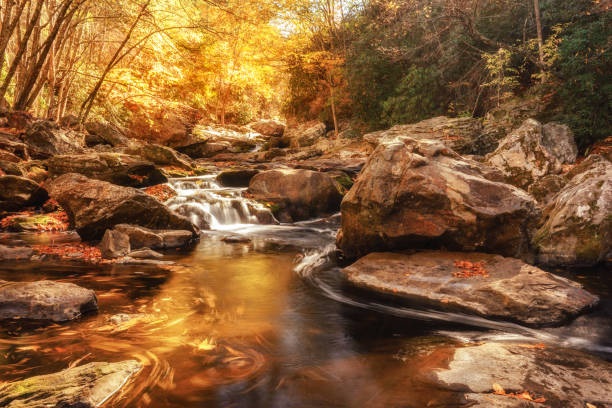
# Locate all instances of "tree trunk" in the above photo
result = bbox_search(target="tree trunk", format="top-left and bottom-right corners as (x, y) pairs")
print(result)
(533, 0), (545, 79)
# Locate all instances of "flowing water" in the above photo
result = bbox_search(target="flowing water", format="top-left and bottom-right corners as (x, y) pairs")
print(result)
(0, 176), (610, 407)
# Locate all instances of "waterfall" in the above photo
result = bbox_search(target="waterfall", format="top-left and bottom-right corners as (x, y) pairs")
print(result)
(166, 175), (277, 230)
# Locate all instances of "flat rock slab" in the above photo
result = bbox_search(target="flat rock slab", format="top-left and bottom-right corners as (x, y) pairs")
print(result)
(0, 360), (142, 408)
(0, 280), (98, 322)
(432, 342), (612, 407)
(341, 251), (598, 326)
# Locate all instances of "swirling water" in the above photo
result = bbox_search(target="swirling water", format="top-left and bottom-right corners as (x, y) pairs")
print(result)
(0, 177), (610, 407)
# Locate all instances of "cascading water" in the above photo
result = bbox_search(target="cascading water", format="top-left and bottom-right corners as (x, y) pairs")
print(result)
(165, 175), (276, 230)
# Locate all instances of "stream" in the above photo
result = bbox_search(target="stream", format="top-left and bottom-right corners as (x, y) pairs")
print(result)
(0, 175), (610, 407)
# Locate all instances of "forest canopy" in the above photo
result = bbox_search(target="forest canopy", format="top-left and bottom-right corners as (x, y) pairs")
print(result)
(0, 0), (610, 149)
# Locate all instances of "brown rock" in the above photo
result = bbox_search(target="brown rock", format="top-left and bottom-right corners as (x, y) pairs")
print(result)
(0, 175), (48, 211)
(99, 229), (131, 259)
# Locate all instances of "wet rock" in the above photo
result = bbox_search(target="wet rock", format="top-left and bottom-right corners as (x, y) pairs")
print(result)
(159, 230), (195, 248)
(527, 174), (567, 206)
(124, 142), (193, 171)
(114, 224), (164, 249)
(22, 120), (85, 159)
(0, 175), (48, 211)
(248, 169), (343, 221)
(337, 137), (540, 261)
(0, 280), (98, 322)
(128, 248), (164, 259)
(47, 173), (198, 241)
(342, 251), (598, 326)
(222, 234), (252, 243)
(485, 119), (576, 189)
(217, 168), (259, 187)
(534, 154), (612, 267)
(432, 342), (612, 408)
(0, 244), (33, 261)
(85, 120), (129, 147)
(364, 116), (484, 155)
(47, 153), (167, 188)
(286, 121), (327, 148)
(250, 119), (286, 137)
(0, 360), (142, 408)
(99, 229), (130, 259)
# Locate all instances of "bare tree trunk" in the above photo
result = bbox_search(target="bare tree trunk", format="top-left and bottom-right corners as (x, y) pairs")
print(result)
(533, 0), (545, 80)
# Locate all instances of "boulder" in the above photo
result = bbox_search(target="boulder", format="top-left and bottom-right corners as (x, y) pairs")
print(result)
(0, 280), (98, 322)
(47, 153), (167, 188)
(22, 120), (84, 159)
(99, 229), (131, 259)
(124, 142), (193, 170)
(0, 132), (29, 160)
(46, 173), (198, 241)
(217, 168), (259, 187)
(250, 119), (286, 137)
(159, 230), (194, 248)
(342, 251), (598, 326)
(364, 116), (484, 155)
(0, 160), (24, 176)
(0, 175), (48, 211)
(85, 120), (129, 147)
(248, 169), (343, 221)
(432, 342), (612, 408)
(485, 119), (576, 189)
(534, 154), (612, 267)
(0, 150), (21, 163)
(114, 224), (163, 249)
(337, 137), (540, 261)
(177, 141), (230, 159)
(0, 360), (142, 408)
(286, 121), (327, 148)
(0, 245), (33, 261)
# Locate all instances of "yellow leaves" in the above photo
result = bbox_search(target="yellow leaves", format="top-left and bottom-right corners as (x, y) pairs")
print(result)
(190, 338), (217, 351)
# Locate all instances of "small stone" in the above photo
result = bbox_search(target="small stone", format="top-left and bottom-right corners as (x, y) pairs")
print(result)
(99, 229), (130, 259)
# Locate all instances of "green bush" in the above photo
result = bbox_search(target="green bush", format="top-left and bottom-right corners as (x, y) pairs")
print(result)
(380, 66), (446, 126)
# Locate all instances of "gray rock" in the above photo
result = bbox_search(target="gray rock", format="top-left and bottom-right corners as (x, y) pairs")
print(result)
(542, 122), (578, 164)
(286, 121), (327, 148)
(99, 229), (130, 259)
(0, 245), (33, 261)
(0, 280), (98, 322)
(250, 119), (286, 137)
(84, 120), (129, 147)
(534, 154), (612, 267)
(0, 360), (142, 408)
(433, 342), (612, 407)
(342, 251), (598, 326)
(527, 174), (567, 206)
(22, 120), (85, 159)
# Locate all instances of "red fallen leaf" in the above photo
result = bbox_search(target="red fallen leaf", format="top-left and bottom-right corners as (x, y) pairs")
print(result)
(144, 184), (177, 201)
(492, 383), (546, 404)
(453, 260), (489, 278)
(128, 174), (146, 182)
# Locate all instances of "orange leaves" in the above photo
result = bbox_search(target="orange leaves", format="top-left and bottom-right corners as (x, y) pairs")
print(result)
(31, 243), (112, 264)
(128, 174), (146, 182)
(144, 184), (177, 202)
(453, 260), (489, 278)
(492, 383), (546, 403)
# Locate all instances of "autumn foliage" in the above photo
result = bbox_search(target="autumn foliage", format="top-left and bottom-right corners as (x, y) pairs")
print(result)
(492, 383), (546, 404)
(31, 243), (112, 264)
(453, 261), (490, 278)
(144, 184), (177, 202)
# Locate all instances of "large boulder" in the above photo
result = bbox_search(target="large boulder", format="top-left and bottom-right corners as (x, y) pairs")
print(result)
(342, 251), (598, 326)
(286, 121), (327, 148)
(0, 360), (142, 408)
(47, 153), (167, 188)
(113, 224), (195, 249)
(0, 132), (29, 160)
(0, 280), (98, 322)
(0, 175), (48, 211)
(534, 154), (612, 267)
(46, 173), (197, 241)
(485, 119), (577, 190)
(124, 142), (193, 171)
(248, 169), (342, 222)
(250, 119), (285, 137)
(337, 137), (540, 261)
(432, 342), (612, 407)
(177, 141), (230, 159)
(364, 116), (484, 155)
(84, 120), (129, 147)
(21, 120), (85, 159)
